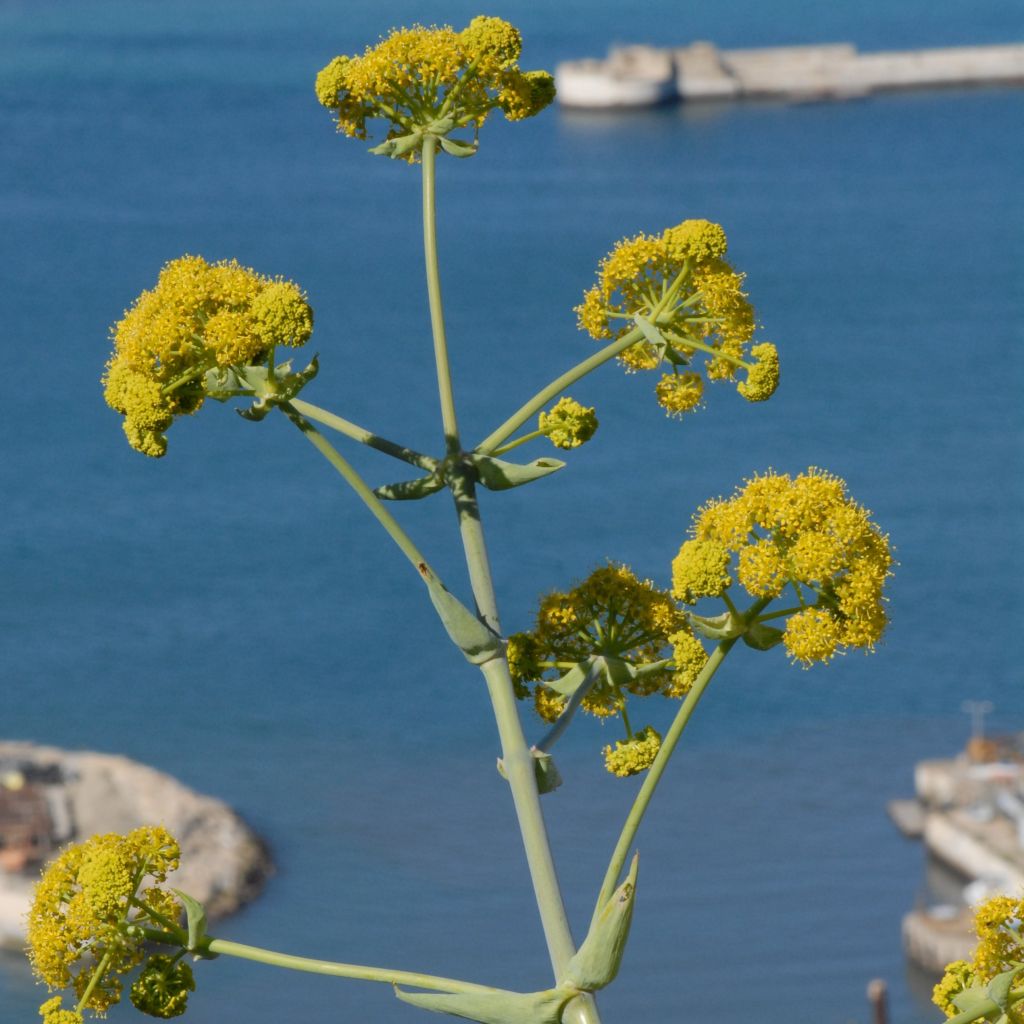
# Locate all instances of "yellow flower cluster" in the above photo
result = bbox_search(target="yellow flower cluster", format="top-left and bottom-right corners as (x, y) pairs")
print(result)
(598, 729), (663, 774)
(315, 17), (554, 159)
(508, 564), (708, 775)
(103, 255), (313, 457)
(675, 469), (893, 666)
(39, 997), (83, 1024)
(538, 397), (599, 450)
(934, 896), (1024, 1020)
(603, 726), (662, 777)
(28, 828), (182, 1016)
(575, 219), (779, 417)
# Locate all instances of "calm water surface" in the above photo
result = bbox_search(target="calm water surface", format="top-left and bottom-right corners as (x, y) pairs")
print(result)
(1, 2), (1022, 1022)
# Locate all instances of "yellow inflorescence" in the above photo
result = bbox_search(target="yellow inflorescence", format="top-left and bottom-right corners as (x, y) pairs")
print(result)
(603, 726), (662, 777)
(39, 997), (83, 1024)
(575, 219), (778, 416)
(666, 629), (709, 696)
(103, 255), (313, 457)
(676, 469), (893, 666)
(671, 539), (733, 605)
(538, 397), (599, 449)
(314, 17), (554, 158)
(509, 563), (706, 743)
(654, 373), (703, 417)
(27, 828), (182, 1017)
(934, 896), (1024, 1020)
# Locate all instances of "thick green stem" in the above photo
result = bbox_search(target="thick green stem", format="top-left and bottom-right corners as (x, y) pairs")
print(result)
(592, 639), (736, 921)
(421, 136), (460, 453)
(420, 143), (602, 1024)
(205, 938), (497, 994)
(476, 327), (644, 456)
(290, 398), (438, 471)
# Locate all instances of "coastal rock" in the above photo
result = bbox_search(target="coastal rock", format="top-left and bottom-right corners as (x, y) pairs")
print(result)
(0, 741), (272, 947)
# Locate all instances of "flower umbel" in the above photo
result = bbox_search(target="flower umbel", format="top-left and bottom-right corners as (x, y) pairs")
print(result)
(314, 17), (554, 160)
(27, 827), (185, 1018)
(509, 564), (709, 775)
(675, 469), (894, 665)
(575, 219), (779, 416)
(103, 256), (314, 457)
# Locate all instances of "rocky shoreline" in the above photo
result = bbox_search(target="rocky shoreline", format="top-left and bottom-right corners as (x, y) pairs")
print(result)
(0, 741), (272, 946)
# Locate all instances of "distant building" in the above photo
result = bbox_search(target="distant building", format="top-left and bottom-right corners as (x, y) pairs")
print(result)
(0, 778), (54, 872)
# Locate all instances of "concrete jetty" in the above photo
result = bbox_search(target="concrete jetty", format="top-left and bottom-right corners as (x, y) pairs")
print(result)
(556, 41), (1024, 108)
(890, 737), (1024, 973)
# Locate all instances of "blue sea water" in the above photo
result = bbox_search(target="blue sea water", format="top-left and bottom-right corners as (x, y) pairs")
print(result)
(0, 1), (1022, 1021)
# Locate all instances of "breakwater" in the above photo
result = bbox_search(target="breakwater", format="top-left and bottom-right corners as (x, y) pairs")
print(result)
(556, 41), (1024, 108)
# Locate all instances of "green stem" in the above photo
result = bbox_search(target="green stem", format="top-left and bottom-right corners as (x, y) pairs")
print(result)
(420, 143), (601, 1024)
(205, 938), (498, 995)
(75, 950), (113, 1013)
(592, 639), (736, 921)
(421, 135), (460, 454)
(476, 327), (644, 456)
(290, 398), (438, 471)
(491, 428), (547, 457)
(280, 403), (432, 578)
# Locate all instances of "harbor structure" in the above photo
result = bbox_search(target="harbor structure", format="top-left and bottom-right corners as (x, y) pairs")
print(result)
(890, 734), (1024, 972)
(555, 41), (1024, 109)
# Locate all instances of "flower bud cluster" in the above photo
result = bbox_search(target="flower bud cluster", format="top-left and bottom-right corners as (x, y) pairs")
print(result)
(673, 469), (893, 665)
(538, 397), (599, 450)
(27, 827), (183, 1016)
(315, 17), (554, 160)
(575, 219), (778, 417)
(103, 255), (313, 457)
(603, 726), (662, 778)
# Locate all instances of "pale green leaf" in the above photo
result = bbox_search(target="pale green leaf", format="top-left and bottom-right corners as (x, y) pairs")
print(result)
(375, 473), (446, 501)
(170, 889), (211, 955)
(473, 454), (565, 491)
(563, 854), (638, 991)
(394, 985), (572, 1023)
(423, 575), (503, 665)
(742, 622), (785, 651)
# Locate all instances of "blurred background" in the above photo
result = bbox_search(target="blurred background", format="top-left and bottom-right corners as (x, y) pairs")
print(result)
(1, 1), (1021, 1021)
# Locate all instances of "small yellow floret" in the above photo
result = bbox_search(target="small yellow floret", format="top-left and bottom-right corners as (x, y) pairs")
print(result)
(314, 55), (350, 109)
(667, 629), (709, 695)
(655, 373), (703, 416)
(538, 397), (598, 449)
(603, 726), (662, 777)
(737, 342), (779, 402)
(39, 996), (83, 1024)
(460, 16), (522, 69)
(671, 539), (732, 604)
(533, 685), (567, 724)
(663, 219), (728, 263)
(783, 608), (842, 666)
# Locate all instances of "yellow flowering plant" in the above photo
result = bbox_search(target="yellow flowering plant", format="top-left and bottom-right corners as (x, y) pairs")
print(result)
(35, 14), (901, 1024)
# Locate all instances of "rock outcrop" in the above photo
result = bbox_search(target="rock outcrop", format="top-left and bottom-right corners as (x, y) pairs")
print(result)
(0, 741), (272, 947)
